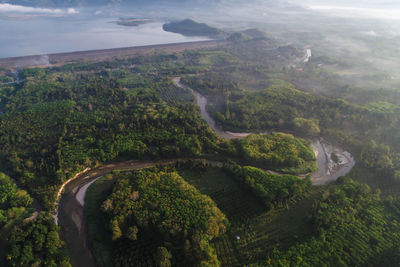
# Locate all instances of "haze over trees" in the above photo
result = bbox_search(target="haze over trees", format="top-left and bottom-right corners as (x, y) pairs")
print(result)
(267, 178), (400, 266)
(2, 4), (400, 265)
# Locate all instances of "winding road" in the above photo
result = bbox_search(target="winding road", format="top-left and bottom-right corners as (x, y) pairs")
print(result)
(58, 76), (355, 266)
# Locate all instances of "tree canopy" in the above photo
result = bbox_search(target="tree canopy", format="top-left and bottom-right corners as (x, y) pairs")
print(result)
(103, 169), (229, 266)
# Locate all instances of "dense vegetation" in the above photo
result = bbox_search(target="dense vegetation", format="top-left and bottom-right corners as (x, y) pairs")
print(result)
(267, 178), (400, 266)
(224, 161), (311, 209)
(86, 162), (315, 267)
(177, 162), (316, 266)
(102, 168), (228, 266)
(0, 66), (218, 209)
(179, 39), (400, 182)
(6, 213), (70, 267)
(0, 172), (32, 229)
(2, 30), (400, 266)
(236, 133), (316, 174)
(0, 52), (225, 266)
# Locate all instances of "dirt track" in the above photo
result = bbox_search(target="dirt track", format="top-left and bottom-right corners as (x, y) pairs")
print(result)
(0, 40), (226, 69)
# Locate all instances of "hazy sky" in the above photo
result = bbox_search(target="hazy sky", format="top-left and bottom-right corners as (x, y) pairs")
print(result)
(288, 0), (400, 20)
(0, 3), (78, 14)
(294, 0), (400, 7)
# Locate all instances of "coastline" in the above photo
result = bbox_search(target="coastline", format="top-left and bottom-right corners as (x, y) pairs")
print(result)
(0, 40), (225, 69)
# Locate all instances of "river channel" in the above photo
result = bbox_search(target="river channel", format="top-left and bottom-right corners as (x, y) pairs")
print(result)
(58, 76), (355, 266)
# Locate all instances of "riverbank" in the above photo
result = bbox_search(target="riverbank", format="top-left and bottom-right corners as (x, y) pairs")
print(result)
(311, 139), (355, 185)
(172, 76), (355, 185)
(57, 76), (355, 266)
(58, 159), (221, 267)
(172, 77), (252, 140)
(58, 160), (176, 267)
(58, 137), (353, 266)
(53, 167), (91, 225)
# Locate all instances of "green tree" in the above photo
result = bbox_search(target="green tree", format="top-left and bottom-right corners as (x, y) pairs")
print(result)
(111, 220), (122, 240)
(155, 247), (172, 267)
(127, 225), (139, 241)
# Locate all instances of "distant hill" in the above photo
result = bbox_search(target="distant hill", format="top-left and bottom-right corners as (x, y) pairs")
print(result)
(163, 19), (223, 38)
(277, 45), (302, 59)
(227, 28), (268, 42)
(116, 18), (153, 27)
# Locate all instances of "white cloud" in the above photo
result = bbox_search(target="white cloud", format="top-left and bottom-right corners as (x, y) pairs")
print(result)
(0, 3), (78, 14)
(67, 8), (78, 14)
(308, 5), (400, 20)
(364, 30), (379, 37)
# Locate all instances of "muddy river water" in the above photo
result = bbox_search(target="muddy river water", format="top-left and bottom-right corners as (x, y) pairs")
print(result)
(172, 77), (355, 185)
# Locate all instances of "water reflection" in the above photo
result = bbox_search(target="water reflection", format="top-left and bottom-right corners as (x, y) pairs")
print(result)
(0, 16), (208, 58)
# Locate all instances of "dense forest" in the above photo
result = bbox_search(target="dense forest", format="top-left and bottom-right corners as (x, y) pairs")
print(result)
(102, 168), (228, 266)
(86, 161), (313, 267)
(223, 161), (311, 209)
(1, 31), (400, 266)
(0, 66), (218, 209)
(0, 173), (32, 229)
(267, 178), (400, 266)
(6, 213), (70, 267)
(180, 39), (400, 182)
(236, 133), (316, 174)
(0, 53), (225, 265)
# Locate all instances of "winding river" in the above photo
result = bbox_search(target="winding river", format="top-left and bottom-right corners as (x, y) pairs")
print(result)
(58, 160), (221, 267)
(58, 76), (355, 266)
(172, 77), (355, 184)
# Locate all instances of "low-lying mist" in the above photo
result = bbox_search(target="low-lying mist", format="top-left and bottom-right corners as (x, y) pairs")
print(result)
(3, 0), (400, 90)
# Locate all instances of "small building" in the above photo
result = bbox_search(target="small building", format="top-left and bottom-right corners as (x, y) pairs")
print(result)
(304, 49), (312, 63)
